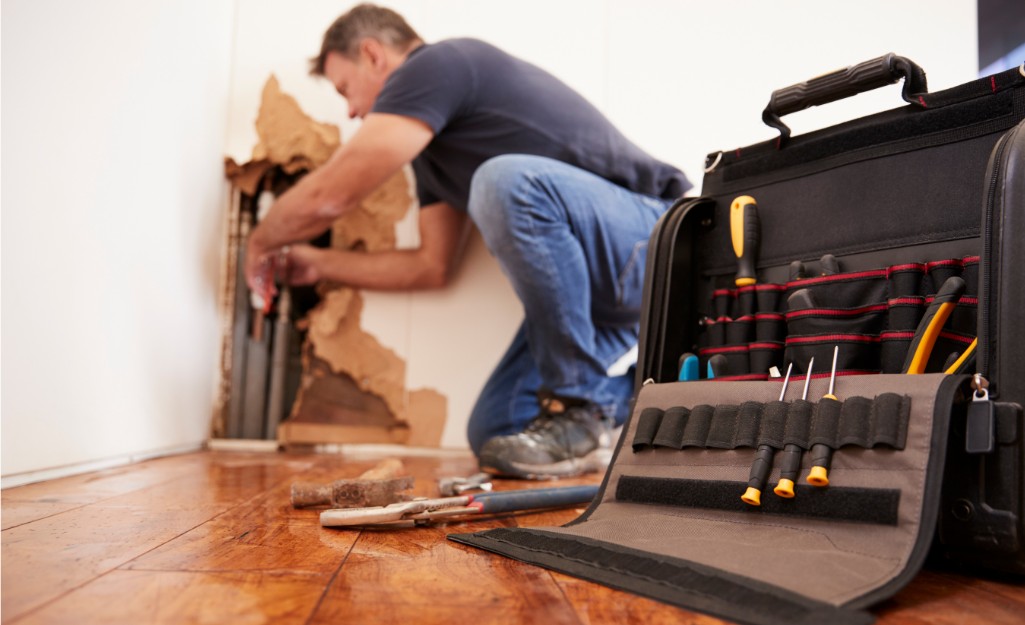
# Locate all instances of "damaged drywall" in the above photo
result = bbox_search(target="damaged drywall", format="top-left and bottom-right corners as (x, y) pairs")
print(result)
(221, 75), (447, 446)
(225, 76), (340, 196)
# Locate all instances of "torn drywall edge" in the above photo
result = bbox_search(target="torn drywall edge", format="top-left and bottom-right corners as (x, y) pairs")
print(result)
(220, 74), (449, 446)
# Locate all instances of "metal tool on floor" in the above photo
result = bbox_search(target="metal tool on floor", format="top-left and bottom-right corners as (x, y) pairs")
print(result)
(438, 472), (493, 496)
(320, 484), (600, 527)
(291, 458), (414, 508)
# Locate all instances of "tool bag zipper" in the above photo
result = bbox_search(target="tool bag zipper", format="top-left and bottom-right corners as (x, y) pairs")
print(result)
(978, 124), (1018, 386)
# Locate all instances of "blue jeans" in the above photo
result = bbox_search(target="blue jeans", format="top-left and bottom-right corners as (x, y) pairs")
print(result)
(465, 155), (672, 454)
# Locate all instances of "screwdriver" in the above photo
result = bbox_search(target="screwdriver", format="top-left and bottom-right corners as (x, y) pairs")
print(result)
(807, 346), (840, 487)
(902, 276), (966, 374)
(742, 362), (794, 506)
(730, 195), (760, 287)
(773, 358), (814, 498)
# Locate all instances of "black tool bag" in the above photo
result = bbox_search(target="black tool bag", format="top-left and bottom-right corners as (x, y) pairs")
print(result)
(452, 56), (1025, 625)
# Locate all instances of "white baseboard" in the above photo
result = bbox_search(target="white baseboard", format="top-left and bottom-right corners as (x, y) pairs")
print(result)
(0, 442), (205, 490)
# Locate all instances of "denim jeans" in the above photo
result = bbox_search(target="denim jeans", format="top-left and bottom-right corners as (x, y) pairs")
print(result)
(465, 155), (673, 454)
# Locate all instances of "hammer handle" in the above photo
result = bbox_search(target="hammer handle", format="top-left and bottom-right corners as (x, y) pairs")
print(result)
(291, 482), (334, 507)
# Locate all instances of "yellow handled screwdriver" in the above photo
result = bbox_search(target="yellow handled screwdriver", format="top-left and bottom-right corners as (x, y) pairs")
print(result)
(807, 346), (840, 487)
(730, 195), (760, 287)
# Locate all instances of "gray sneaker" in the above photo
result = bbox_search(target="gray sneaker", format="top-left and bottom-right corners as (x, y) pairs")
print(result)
(477, 393), (615, 480)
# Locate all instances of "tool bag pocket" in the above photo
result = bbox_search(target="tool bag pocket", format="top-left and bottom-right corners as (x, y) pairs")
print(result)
(696, 255), (979, 379)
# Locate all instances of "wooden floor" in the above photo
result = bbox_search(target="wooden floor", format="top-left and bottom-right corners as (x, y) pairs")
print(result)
(2, 449), (1024, 625)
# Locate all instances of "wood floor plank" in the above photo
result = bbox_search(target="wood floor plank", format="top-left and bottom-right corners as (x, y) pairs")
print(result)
(2, 453), (216, 505)
(1, 505), (223, 622)
(309, 520), (582, 625)
(11, 569), (329, 625)
(1, 501), (85, 531)
(1, 452), (313, 528)
(5, 449), (1025, 625)
(874, 568), (1025, 625)
(1, 451), (311, 622)
(0, 455), (210, 532)
(122, 482), (357, 574)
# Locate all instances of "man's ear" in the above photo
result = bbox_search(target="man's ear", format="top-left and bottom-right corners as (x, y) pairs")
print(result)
(360, 38), (387, 69)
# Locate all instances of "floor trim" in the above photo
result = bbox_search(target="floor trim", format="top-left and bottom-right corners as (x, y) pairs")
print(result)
(1, 442), (205, 489)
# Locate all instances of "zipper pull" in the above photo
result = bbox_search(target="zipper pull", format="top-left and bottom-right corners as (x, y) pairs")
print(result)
(966, 373), (995, 454)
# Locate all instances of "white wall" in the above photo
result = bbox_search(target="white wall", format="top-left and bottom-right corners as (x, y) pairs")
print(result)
(1, 0), (979, 475)
(225, 0), (978, 448)
(1, 0), (236, 478)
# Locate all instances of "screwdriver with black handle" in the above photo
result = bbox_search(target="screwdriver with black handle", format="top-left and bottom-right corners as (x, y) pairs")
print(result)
(732, 194), (768, 505)
(807, 346), (840, 487)
(774, 358), (815, 498)
(742, 363), (793, 506)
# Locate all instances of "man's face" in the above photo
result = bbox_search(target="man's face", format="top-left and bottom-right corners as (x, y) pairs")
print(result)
(324, 49), (386, 120)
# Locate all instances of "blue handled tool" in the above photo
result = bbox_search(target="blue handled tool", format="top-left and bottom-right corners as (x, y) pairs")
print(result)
(320, 484), (599, 527)
(678, 353), (700, 381)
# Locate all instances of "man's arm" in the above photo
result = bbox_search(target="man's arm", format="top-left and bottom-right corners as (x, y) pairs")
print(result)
(284, 201), (470, 290)
(245, 112), (434, 295)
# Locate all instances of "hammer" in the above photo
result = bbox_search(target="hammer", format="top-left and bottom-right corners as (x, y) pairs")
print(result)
(291, 458), (414, 508)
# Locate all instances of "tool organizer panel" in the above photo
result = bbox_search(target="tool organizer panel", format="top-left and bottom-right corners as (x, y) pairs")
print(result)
(630, 394), (911, 452)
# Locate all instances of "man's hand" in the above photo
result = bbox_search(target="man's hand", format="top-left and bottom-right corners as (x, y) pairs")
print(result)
(245, 233), (279, 309)
(239, 113), (434, 303)
(283, 244), (326, 286)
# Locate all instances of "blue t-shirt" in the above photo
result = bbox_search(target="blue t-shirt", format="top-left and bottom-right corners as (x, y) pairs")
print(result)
(372, 39), (691, 211)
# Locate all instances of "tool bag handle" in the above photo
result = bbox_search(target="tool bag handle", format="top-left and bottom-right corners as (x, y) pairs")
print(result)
(762, 53), (928, 146)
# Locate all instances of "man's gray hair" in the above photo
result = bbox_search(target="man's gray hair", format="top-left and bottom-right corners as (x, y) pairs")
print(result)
(310, 4), (422, 75)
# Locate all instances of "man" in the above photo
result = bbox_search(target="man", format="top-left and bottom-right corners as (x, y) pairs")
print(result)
(246, 4), (691, 479)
